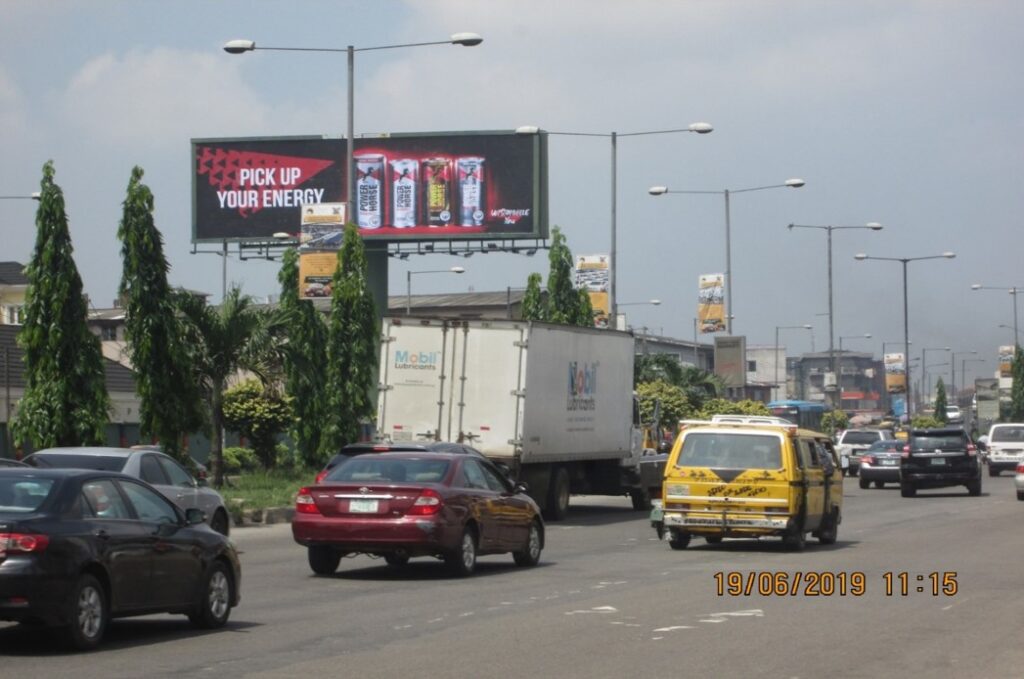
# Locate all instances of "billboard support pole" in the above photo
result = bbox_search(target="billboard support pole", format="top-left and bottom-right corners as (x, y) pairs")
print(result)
(221, 240), (228, 302)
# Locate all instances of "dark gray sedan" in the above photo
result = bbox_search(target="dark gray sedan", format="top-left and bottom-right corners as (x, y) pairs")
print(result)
(857, 439), (904, 489)
(24, 447), (231, 535)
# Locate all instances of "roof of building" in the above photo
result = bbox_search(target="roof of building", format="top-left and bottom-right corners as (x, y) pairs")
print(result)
(0, 261), (28, 286)
(0, 325), (136, 393)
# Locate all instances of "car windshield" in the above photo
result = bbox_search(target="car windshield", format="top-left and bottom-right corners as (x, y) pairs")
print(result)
(0, 478), (56, 513)
(912, 435), (966, 450)
(26, 453), (127, 472)
(676, 433), (782, 469)
(867, 441), (901, 452)
(990, 426), (1024, 442)
(842, 431), (882, 445)
(327, 457), (451, 484)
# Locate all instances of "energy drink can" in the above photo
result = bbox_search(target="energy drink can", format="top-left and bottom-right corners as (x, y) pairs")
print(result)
(389, 159), (418, 228)
(355, 154), (384, 229)
(423, 158), (452, 227)
(456, 157), (485, 227)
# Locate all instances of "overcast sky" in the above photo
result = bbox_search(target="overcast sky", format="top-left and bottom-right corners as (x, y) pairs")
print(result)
(1, 0), (1021, 386)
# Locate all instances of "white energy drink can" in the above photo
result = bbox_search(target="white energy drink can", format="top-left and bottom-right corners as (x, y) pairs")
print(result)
(355, 154), (384, 229)
(389, 159), (418, 228)
(456, 157), (485, 227)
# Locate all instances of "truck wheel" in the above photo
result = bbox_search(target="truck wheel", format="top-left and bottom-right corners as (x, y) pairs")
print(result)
(782, 527), (806, 552)
(544, 467), (570, 521)
(668, 529), (690, 550)
(817, 509), (839, 545)
(630, 488), (652, 511)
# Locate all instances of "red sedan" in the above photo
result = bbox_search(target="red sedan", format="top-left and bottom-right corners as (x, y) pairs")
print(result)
(292, 453), (544, 577)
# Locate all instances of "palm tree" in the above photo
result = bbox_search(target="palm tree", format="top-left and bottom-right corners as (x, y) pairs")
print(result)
(176, 286), (279, 487)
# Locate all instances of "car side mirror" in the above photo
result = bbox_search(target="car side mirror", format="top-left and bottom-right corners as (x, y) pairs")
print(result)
(185, 507), (206, 526)
(657, 440), (671, 455)
(513, 482), (529, 495)
(494, 461), (513, 478)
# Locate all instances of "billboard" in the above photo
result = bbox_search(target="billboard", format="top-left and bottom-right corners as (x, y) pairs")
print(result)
(884, 353), (906, 394)
(998, 345), (1015, 377)
(192, 131), (548, 243)
(698, 273), (726, 334)
(574, 254), (610, 328)
(714, 335), (746, 388)
(298, 251), (337, 300)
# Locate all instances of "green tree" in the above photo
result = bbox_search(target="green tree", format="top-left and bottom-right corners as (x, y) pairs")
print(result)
(635, 353), (686, 386)
(222, 379), (294, 469)
(117, 166), (204, 461)
(277, 247), (328, 466)
(521, 272), (545, 321)
(696, 398), (770, 420)
(574, 288), (595, 327)
(934, 378), (948, 423)
(321, 224), (377, 453)
(544, 226), (579, 324)
(636, 380), (693, 430)
(13, 161), (110, 448)
(911, 415), (942, 429)
(177, 286), (274, 487)
(821, 410), (849, 437)
(1010, 345), (1024, 421)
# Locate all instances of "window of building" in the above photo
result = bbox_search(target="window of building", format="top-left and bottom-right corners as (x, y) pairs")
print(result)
(100, 326), (118, 341)
(1, 305), (25, 325)
(747, 360), (757, 372)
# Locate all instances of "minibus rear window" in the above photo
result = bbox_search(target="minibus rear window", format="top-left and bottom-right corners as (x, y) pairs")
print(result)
(676, 433), (782, 470)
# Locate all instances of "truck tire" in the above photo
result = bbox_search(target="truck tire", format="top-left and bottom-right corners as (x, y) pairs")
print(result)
(544, 467), (570, 521)
(630, 488), (652, 511)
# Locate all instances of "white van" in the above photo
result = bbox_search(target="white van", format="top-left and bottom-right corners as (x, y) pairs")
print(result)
(985, 423), (1024, 476)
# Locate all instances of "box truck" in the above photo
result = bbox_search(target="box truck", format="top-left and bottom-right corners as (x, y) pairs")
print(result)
(377, 317), (656, 519)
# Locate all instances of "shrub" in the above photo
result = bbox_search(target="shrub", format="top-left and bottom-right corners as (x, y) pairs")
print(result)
(222, 446), (258, 473)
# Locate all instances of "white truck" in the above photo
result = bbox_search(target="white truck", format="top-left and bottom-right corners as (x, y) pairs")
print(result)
(376, 317), (656, 519)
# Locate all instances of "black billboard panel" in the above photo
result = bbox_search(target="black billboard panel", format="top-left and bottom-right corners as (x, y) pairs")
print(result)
(192, 131), (547, 243)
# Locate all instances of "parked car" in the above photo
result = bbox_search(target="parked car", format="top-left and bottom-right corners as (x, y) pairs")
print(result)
(899, 427), (982, 497)
(984, 423), (1024, 476)
(836, 429), (895, 476)
(314, 441), (493, 484)
(857, 439), (904, 488)
(24, 447), (231, 535)
(0, 468), (241, 649)
(1015, 462), (1024, 501)
(293, 452), (543, 577)
(0, 458), (28, 468)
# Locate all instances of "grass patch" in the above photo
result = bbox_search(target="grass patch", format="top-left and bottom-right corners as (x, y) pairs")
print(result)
(218, 468), (315, 512)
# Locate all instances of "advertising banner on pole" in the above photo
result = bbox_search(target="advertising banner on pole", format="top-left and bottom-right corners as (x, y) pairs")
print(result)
(714, 335), (747, 388)
(296, 202), (347, 300)
(998, 345), (1015, 377)
(891, 394), (906, 419)
(574, 254), (610, 328)
(884, 353), (907, 394)
(698, 273), (725, 334)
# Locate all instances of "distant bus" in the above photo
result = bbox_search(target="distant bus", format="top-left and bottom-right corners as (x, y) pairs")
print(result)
(767, 400), (829, 431)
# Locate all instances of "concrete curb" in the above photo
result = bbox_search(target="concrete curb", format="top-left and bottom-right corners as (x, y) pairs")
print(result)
(230, 505), (295, 527)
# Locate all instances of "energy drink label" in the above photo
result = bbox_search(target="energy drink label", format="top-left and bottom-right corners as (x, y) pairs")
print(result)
(355, 154), (384, 229)
(423, 158), (452, 227)
(456, 157), (485, 226)
(389, 159), (418, 228)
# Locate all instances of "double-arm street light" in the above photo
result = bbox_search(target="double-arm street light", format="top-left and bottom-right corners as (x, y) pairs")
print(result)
(516, 123), (712, 325)
(854, 251), (956, 419)
(648, 179), (805, 334)
(775, 324), (812, 400)
(406, 266), (465, 315)
(788, 223), (883, 407)
(971, 284), (1022, 344)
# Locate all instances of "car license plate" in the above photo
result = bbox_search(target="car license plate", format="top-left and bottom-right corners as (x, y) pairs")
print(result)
(930, 458), (945, 466)
(882, 459), (897, 466)
(349, 499), (379, 513)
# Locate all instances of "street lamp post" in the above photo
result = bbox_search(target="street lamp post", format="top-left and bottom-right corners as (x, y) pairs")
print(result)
(920, 346), (950, 409)
(950, 350), (977, 402)
(516, 123), (713, 324)
(854, 251), (956, 419)
(971, 284), (1022, 345)
(999, 324), (1023, 343)
(406, 266), (465, 315)
(649, 179), (805, 334)
(788, 223), (883, 407)
(775, 324), (812, 400)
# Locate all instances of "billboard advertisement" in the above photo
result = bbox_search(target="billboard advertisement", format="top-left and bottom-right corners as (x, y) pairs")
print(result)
(998, 345), (1015, 377)
(698, 273), (725, 334)
(884, 353), (906, 394)
(574, 254), (610, 328)
(298, 251), (337, 300)
(714, 335), (747, 388)
(192, 131), (547, 243)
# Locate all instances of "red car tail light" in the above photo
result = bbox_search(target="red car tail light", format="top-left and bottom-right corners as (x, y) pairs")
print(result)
(966, 443), (977, 456)
(1016, 463), (1024, 474)
(295, 487), (321, 515)
(861, 455), (876, 465)
(314, 469), (329, 484)
(901, 445), (911, 458)
(0, 533), (49, 555)
(407, 488), (443, 516)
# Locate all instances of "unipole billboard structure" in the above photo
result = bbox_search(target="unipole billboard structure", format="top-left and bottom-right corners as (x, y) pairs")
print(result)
(574, 254), (610, 328)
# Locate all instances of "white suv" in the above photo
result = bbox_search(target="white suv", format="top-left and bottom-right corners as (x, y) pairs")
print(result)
(985, 423), (1024, 476)
(836, 429), (895, 477)
(945, 406), (964, 424)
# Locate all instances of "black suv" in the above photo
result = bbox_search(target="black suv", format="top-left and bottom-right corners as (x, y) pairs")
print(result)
(900, 427), (981, 497)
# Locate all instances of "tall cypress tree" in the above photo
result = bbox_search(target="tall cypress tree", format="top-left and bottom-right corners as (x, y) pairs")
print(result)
(934, 378), (948, 423)
(545, 226), (579, 324)
(117, 167), (204, 461)
(321, 224), (377, 452)
(278, 247), (328, 465)
(13, 161), (110, 448)
(521, 272), (545, 321)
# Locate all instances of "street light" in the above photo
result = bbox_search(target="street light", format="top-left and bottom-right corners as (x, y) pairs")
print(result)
(0, 192), (40, 200)
(225, 33), (483, 231)
(649, 179), (805, 334)
(999, 324), (1023, 342)
(516, 122), (712, 323)
(854, 250), (956, 418)
(788, 223), (883, 407)
(838, 333), (872, 352)
(406, 266), (465, 315)
(961, 357), (985, 399)
(618, 299), (662, 307)
(950, 350), (977, 401)
(920, 346), (949, 409)
(775, 324), (812, 400)
(971, 284), (1023, 344)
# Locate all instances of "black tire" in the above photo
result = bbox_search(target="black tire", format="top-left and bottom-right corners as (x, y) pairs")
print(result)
(384, 553), (410, 567)
(705, 535), (723, 545)
(988, 466), (999, 477)
(668, 529), (690, 550)
(210, 509), (230, 536)
(445, 526), (478, 576)
(513, 521), (543, 567)
(188, 561), (232, 629)
(900, 482), (916, 498)
(308, 546), (341, 575)
(64, 574), (107, 651)
(849, 468), (858, 478)
(874, 481), (885, 489)
(783, 527), (806, 551)
(630, 488), (652, 511)
(1017, 490), (1024, 501)
(858, 476), (870, 490)
(967, 477), (982, 497)
(817, 509), (839, 545)
(544, 467), (570, 521)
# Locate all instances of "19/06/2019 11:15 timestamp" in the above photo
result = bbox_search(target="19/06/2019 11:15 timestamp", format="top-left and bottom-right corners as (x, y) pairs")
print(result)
(713, 571), (958, 597)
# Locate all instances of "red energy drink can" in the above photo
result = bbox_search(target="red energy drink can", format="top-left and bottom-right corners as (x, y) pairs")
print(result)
(456, 157), (485, 227)
(389, 159), (418, 228)
(423, 158), (452, 227)
(355, 154), (384, 229)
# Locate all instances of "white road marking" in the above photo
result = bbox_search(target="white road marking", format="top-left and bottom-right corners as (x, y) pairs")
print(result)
(653, 625), (693, 632)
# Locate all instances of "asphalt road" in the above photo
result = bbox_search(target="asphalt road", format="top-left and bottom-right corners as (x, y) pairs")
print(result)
(2, 475), (1022, 678)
